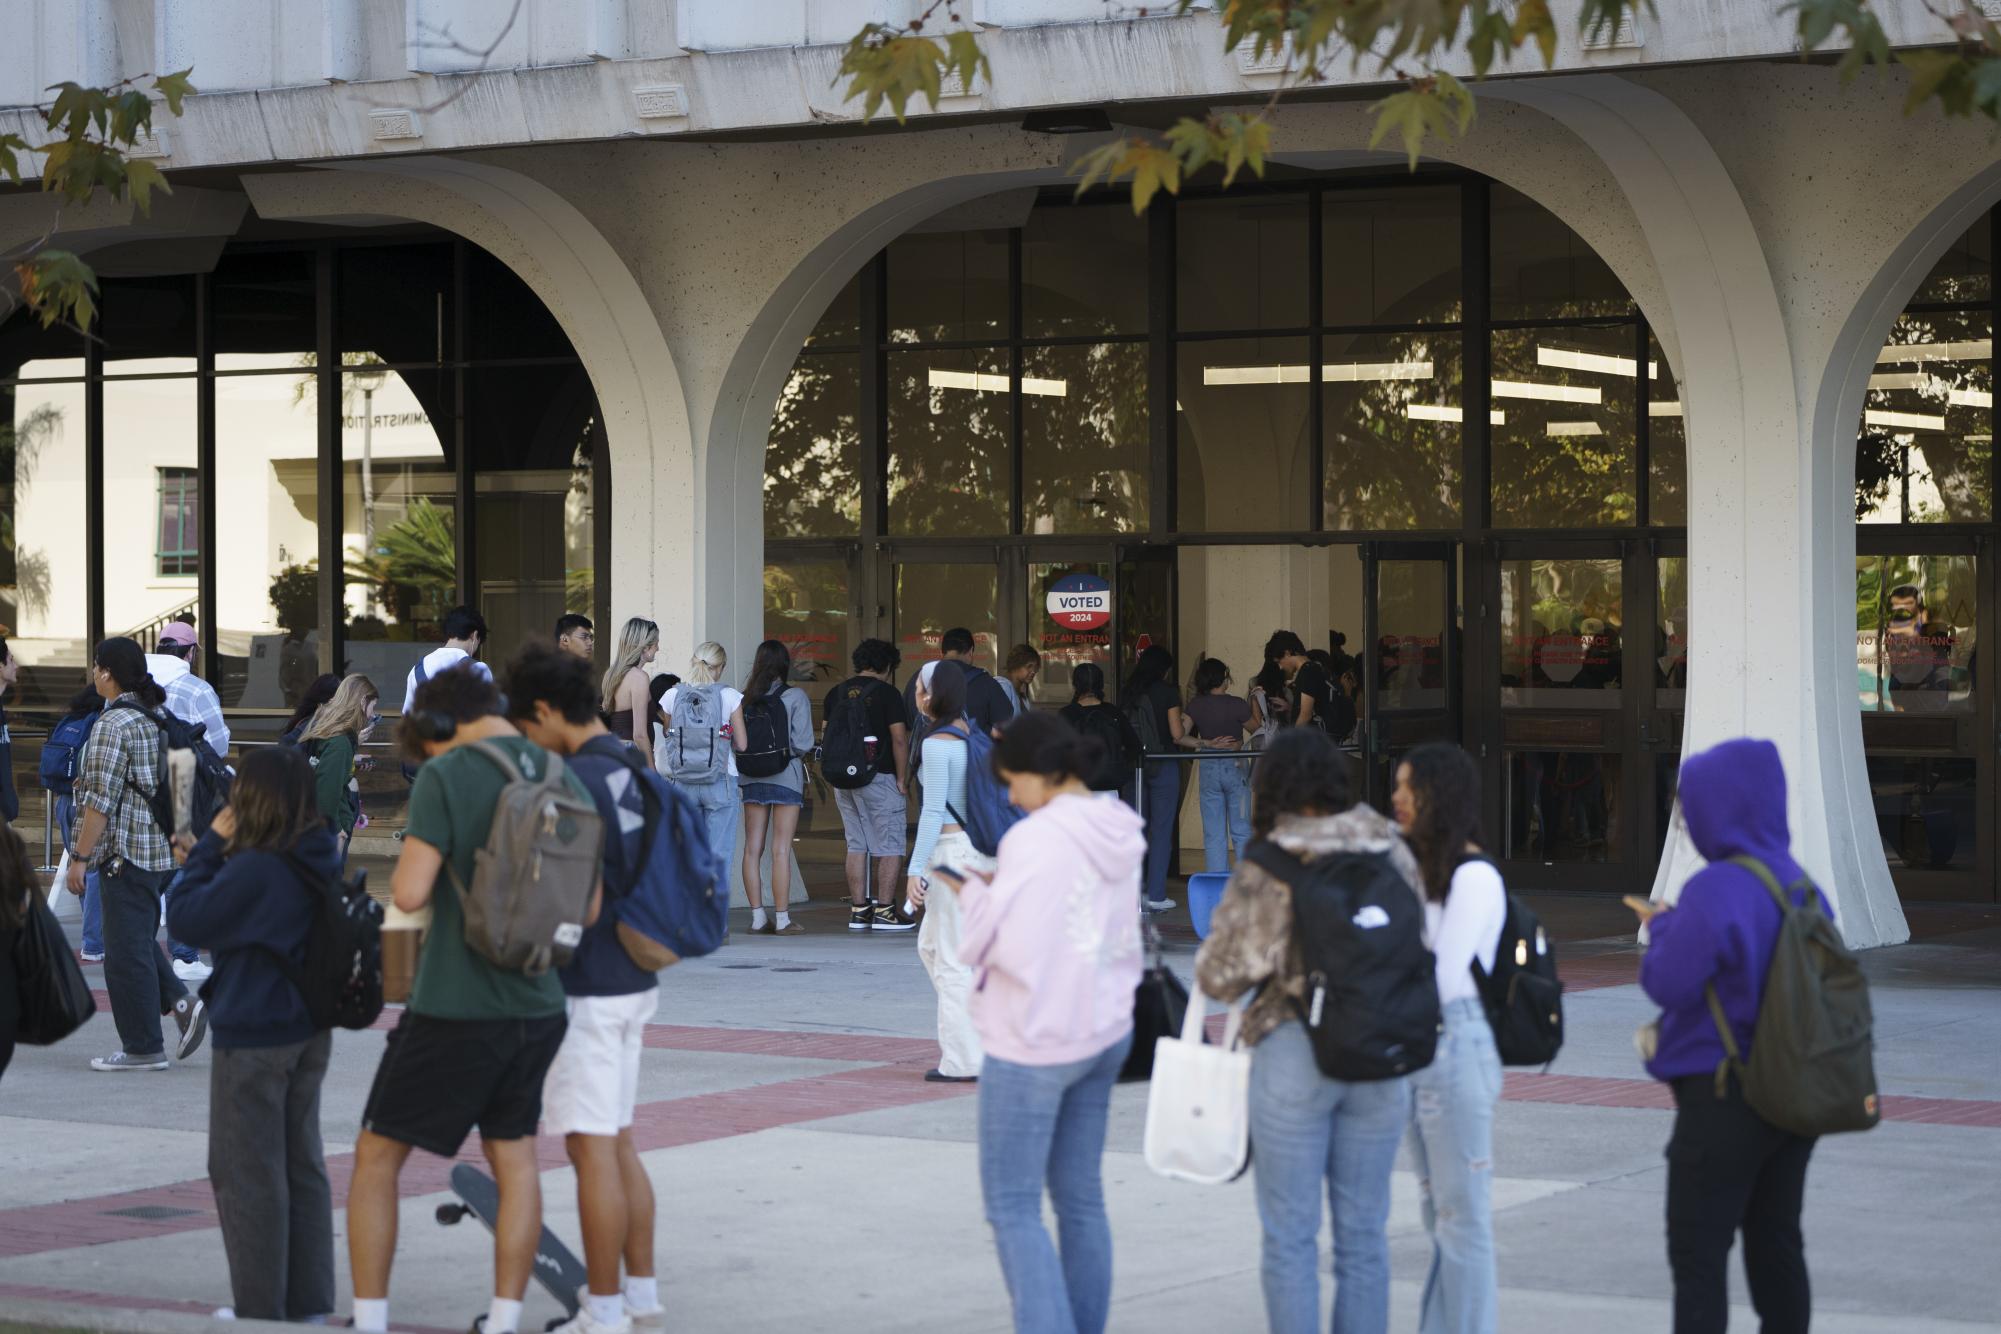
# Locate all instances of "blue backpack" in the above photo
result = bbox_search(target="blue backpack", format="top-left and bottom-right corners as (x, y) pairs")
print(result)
(938, 723), (1024, 857)
(612, 750), (728, 969)
(38, 709), (100, 796)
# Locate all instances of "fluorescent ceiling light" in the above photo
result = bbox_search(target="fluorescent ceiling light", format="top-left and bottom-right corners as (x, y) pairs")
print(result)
(1406, 405), (1505, 424)
(1648, 401), (1684, 418)
(928, 368), (1066, 396)
(1545, 421), (1603, 437)
(1491, 379), (1604, 405)
(1868, 372), (1929, 391)
(1876, 339), (1992, 364)
(1203, 362), (1436, 385)
(1865, 409), (1946, 432)
(1204, 364), (1310, 386)
(1947, 387), (1992, 408)
(1536, 346), (1658, 378)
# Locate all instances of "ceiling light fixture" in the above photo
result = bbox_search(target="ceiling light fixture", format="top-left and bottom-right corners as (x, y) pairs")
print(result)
(1536, 346), (1658, 378)
(1545, 421), (1604, 437)
(928, 368), (1067, 396)
(1491, 379), (1603, 405)
(1864, 409), (1946, 432)
(1876, 339), (1992, 364)
(1406, 405), (1505, 424)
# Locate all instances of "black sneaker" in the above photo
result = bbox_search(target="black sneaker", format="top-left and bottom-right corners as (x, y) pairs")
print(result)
(172, 996), (208, 1061)
(848, 903), (873, 931)
(870, 903), (917, 933)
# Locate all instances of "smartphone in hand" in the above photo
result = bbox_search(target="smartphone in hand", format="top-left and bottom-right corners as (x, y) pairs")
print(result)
(1622, 893), (1662, 923)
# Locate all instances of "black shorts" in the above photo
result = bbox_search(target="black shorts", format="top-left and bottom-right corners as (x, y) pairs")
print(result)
(362, 1011), (568, 1157)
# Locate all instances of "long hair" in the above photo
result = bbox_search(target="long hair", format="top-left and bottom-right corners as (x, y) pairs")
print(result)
(601, 617), (660, 710)
(1251, 655), (1287, 703)
(0, 822), (31, 931)
(685, 640), (728, 686)
(1123, 644), (1174, 700)
(302, 674), (380, 745)
(744, 639), (792, 701)
(1398, 741), (1486, 902)
(1250, 728), (1352, 837)
(226, 747), (322, 856)
(94, 637), (165, 707)
(283, 673), (342, 736)
(923, 658), (968, 724)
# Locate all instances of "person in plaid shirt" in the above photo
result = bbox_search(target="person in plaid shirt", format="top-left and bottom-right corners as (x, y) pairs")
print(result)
(65, 637), (208, 1072)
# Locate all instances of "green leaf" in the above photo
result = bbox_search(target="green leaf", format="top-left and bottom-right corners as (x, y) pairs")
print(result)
(1898, 49), (1965, 116)
(153, 68), (196, 116)
(124, 156), (169, 214)
(18, 249), (99, 330)
(1514, 0), (1558, 67)
(0, 133), (28, 185)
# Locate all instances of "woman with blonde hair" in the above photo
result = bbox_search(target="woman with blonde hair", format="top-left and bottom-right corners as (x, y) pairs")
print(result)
(300, 674), (379, 857)
(601, 617), (660, 751)
(659, 640), (744, 880)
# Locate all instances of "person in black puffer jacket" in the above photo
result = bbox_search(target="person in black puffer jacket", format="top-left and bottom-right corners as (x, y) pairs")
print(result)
(166, 746), (341, 1323)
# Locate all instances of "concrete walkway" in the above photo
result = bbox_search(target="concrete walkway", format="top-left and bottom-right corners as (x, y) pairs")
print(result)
(2, 893), (1996, 1333)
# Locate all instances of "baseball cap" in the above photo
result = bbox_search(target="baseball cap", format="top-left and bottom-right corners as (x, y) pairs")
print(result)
(156, 622), (198, 648)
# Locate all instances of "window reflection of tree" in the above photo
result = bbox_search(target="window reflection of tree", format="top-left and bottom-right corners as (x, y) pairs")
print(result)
(763, 354), (861, 539)
(1856, 309), (1992, 524)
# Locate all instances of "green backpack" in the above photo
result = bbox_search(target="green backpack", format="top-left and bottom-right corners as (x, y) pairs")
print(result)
(1705, 855), (1880, 1138)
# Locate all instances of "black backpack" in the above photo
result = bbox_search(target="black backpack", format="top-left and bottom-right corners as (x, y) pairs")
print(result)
(1073, 705), (1136, 791)
(1244, 840), (1439, 1081)
(1124, 693), (1165, 755)
(737, 686), (794, 779)
(820, 678), (883, 790)
(1462, 855), (1565, 1067)
(262, 853), (384, 1031)
(108, 700), (232, 839)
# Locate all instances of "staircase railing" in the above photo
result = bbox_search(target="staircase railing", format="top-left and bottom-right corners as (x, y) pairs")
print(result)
(123, 594), (202, 652)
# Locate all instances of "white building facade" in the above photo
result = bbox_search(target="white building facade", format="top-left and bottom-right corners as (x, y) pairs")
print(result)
(8, 1), (2001, 938)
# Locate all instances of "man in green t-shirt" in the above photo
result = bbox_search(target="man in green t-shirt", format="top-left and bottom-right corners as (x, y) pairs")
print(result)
(346, 665), (600, 1334)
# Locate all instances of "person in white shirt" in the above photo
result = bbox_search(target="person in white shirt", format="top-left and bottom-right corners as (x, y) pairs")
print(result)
(145, 619), (230, 982)
(657, 641), (744, 887)
(1393, 742), (1507, 1334)
(401, 606), (492, 716)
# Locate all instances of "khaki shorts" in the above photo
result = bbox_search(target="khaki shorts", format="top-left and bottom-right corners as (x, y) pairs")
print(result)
(833, 771), (907, 858)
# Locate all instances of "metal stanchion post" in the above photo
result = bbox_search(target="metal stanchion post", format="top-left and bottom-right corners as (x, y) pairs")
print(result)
(38, 799), (57, 873)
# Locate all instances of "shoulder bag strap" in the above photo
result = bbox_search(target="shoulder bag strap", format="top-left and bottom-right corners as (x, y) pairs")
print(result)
(613, 746), (662, 885)
(464, 738), (525, 784)
(1240, 838), (1305, 888)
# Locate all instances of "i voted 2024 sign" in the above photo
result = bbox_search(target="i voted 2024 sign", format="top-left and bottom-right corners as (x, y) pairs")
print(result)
(1047, 573), (1112, 631)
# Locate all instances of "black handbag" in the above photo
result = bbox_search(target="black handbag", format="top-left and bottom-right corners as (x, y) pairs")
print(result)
(1120, 916), (1189, 1083)
(14, 891), (96, 1045)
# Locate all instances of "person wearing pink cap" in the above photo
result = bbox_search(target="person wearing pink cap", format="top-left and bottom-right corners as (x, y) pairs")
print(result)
(146, 617), (229, 983)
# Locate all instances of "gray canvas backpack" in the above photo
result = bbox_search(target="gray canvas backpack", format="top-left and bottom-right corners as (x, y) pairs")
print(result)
(449, 740), (604, 975)
(665, 682), (731, 785)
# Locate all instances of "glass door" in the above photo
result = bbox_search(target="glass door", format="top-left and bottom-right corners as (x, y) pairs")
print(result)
(885, 545), (1006, 683)
(1360, 542), (1460, 811)
(1642, 541), (1689, 862)
(1027, 549), (1116, 708)
(1116, 545), (1176, 699)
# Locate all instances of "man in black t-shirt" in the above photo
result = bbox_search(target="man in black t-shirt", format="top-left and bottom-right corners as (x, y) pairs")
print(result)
(827, 640), (916, 933)
(1265, 630), (1336, 735)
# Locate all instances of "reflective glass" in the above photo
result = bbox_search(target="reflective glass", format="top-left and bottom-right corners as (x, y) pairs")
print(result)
(1375, 558), (1452, 712)
(466, 244), (571, 361)
(1323, 187), (1461, 326)
(1028, 560), (1114, 708)
(1868, 755), (1978, 873)
(1912, 216), (1990, 306)
(1176, 336), (1311, 532)
(1491, 185), (1633, 320)
(1022, 204), (1147, 338)
(1854, 554), (1975, 713)
(1322, 331), (1462, 530)
(1857, 310), (1991, 524)
(1504, 750), (1622, 862)
(103, 378), (199, 636)
(1176, 195), (1308, 332)
(1, 379), (88, 708)
(1499, 556), (1624, 708)
(1655, 556), (1689, 711)
(896, 562), (998, 676)
(1648, 333), (1686, 526)
(1022, 342), (1148, 534)
(887, 347), (1011, 535)
(766, 556), (853, 715)
(804, 271), (861, 348)
(340, 243), (452, 365)
(213, 250), (315, 360)
(1490, 324), (1640, 528)
(0, 311), (83, 381)
(887, 230), (1008, 344)
(214, 372), (321, 711)
(766, 352), (862, 538)
(100, 275), (197, 373)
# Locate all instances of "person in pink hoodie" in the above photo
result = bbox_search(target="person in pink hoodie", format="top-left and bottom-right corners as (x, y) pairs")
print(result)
(933, 709), (1144, 1334)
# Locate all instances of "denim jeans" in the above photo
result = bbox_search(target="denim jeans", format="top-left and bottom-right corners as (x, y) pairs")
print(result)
(977, 1032), (1133, 1334)
(676, 777), (742, 885)
(1250, 1020), (1410, 1334)
(210, 1032), (336, 1320)
(1139, 761), (1180, 903)
(1407, 998), (1504, 1334)
(57, 797), (103, 956)
(1197, 759), (1251, 873)
(99, 862), (188, 1058)
(160, 870), (198, 965)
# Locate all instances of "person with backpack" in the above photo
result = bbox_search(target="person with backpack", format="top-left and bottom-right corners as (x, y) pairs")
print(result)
(1057, 663), (1142, 799)
(64, 638), (208, 1072)
(400, 604), (492, 717)
(1184, 655), (1255, 873)
(347, 665), (601, 1334)
(1247, 657), (1288, 752)
(279, 674), (342, 747)
(660, 642), (743, 887)
(904, 660), (988, 1082)
(164, 746), (340, 1323)
(938, 709), (1143, 1334)
(48, 682), (107, 962)
(823, 638), (916, 934)
(993, 643), (1042, 721)
(731, 639), (814, 936)
(601, 617), (660, 753)
(299, 675), (379, 857)
(1123, 645), (1186, 913)
(146, 619), (229, 982)
(1630, 738), (1845, 1334)
(1196, 727), (1428, 1334)
(505, 643), (670, 1334)
(1392, 741), (1506, 1334)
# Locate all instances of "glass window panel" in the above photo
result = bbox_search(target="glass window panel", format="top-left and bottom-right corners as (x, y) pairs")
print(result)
(213, 250), (315, 361)
(1854, 554), (1975, 713)
(1028, 561), (1114, 708)
(1023, 341), (1148, 534)
(1322, 331), (1462, 530)
(1, 379), (88, 708)
(1177, 195), (1308, 332)
(1322, 187), (1462, 326)
(100, 275), (197, 375)
(1648, 333), (1686, 526)
(1491, 185), (1633, 320)
(466, 244), (573, 361)
(1499, 556), (1624, 707)
(1503, 751), (1622, 862)
(887, 230), (1008, 344)
(1490, 324), (1640, 528)
(895, 562), (998, 676)
(0, 311), (84, 381)
(1655, 556), (1689, 711)
(887, 347), (1011, 535)
(1375, 558), (1452, 713)
(804, 271), (861, 348)
(103, 377), (198, 636)
(1868, 755), (1977, 872)
(766, 352), (862, 538)
(342, 367), (458, 702)
(1176, 336), (1311, 532)
(1912, 215), (1990, 306)
(340, 243), (452, 365)
(1856, 310), (1991, 524)
(1022, 204), (1147, 338)
(765, 556), (853, 717)
(214, 371), (322, 711)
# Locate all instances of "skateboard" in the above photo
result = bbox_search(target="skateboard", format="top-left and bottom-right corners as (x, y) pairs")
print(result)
(435, 1162), (587, 1323)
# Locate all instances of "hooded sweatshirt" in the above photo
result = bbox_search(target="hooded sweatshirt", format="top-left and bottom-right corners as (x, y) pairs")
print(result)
(959, 792), (1146, 1066)
(1640, 738), (1833, 1082)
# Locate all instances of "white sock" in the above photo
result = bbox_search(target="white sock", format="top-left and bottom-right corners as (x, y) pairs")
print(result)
(351, 1298), (388, 1333)
(485, 1296), (523, 1334)
(750, 908), (768, 930)
(624, 1276), (659, 1312)
(775, 911), (792, 929)
(587, 1291), (624, 1326)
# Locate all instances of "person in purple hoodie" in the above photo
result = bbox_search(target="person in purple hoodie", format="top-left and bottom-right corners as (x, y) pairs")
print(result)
(1631, 737), (1830, 1334)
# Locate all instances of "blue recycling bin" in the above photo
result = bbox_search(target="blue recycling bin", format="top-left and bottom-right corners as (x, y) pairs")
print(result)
(1187, 872), (1231, 940)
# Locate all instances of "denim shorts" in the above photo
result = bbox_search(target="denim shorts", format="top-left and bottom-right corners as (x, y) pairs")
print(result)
(741, 781), (803, 807)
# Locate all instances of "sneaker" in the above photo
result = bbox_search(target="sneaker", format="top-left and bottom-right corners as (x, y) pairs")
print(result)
(172, 996), (209, 1061)
(546, 1309), (631, 1334)
(91, 1050), (170, 1072)
(78, 950), (104, 964)
(172, 957), (212, 982)
(869, 903), (917, 933)
(848, 903), (873, 931)
(624, 1300), (667, 1332)
(772, 919), (805, 935)
(1143, 898), (1178, 913)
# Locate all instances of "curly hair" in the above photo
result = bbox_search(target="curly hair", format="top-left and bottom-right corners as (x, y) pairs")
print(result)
(1249, 727), (1352, 837)
(1398, 741), (1485, 902)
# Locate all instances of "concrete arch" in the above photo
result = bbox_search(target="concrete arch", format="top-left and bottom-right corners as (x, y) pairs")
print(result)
(242, 157), (688, 639)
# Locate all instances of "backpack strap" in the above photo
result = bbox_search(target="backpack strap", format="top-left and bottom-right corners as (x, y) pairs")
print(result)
(1241, 838), (1306, 888)
(1727, 853), (1818, 914)
(463, 738), (528, 784)
(612, 746), (662, 894)
(1704, 982), (1745, 1101)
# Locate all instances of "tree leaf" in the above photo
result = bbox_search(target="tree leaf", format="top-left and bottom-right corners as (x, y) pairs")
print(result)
(1898, 49), (1965, 116)
(124, 156), (169, 214)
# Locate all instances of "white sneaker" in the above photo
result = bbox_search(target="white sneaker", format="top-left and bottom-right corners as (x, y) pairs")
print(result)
(173, 957), (212, 982)
(1143, 898), (1177, 913)
(625, 1303), (667, 1331)
(546, 1309), (631, 1334)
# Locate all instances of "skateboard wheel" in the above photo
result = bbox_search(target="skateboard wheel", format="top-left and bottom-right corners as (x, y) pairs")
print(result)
(435, 1203), (466, 1225)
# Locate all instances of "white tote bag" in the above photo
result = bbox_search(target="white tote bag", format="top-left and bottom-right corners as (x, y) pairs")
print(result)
(1143, 990), (1251, 1185)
